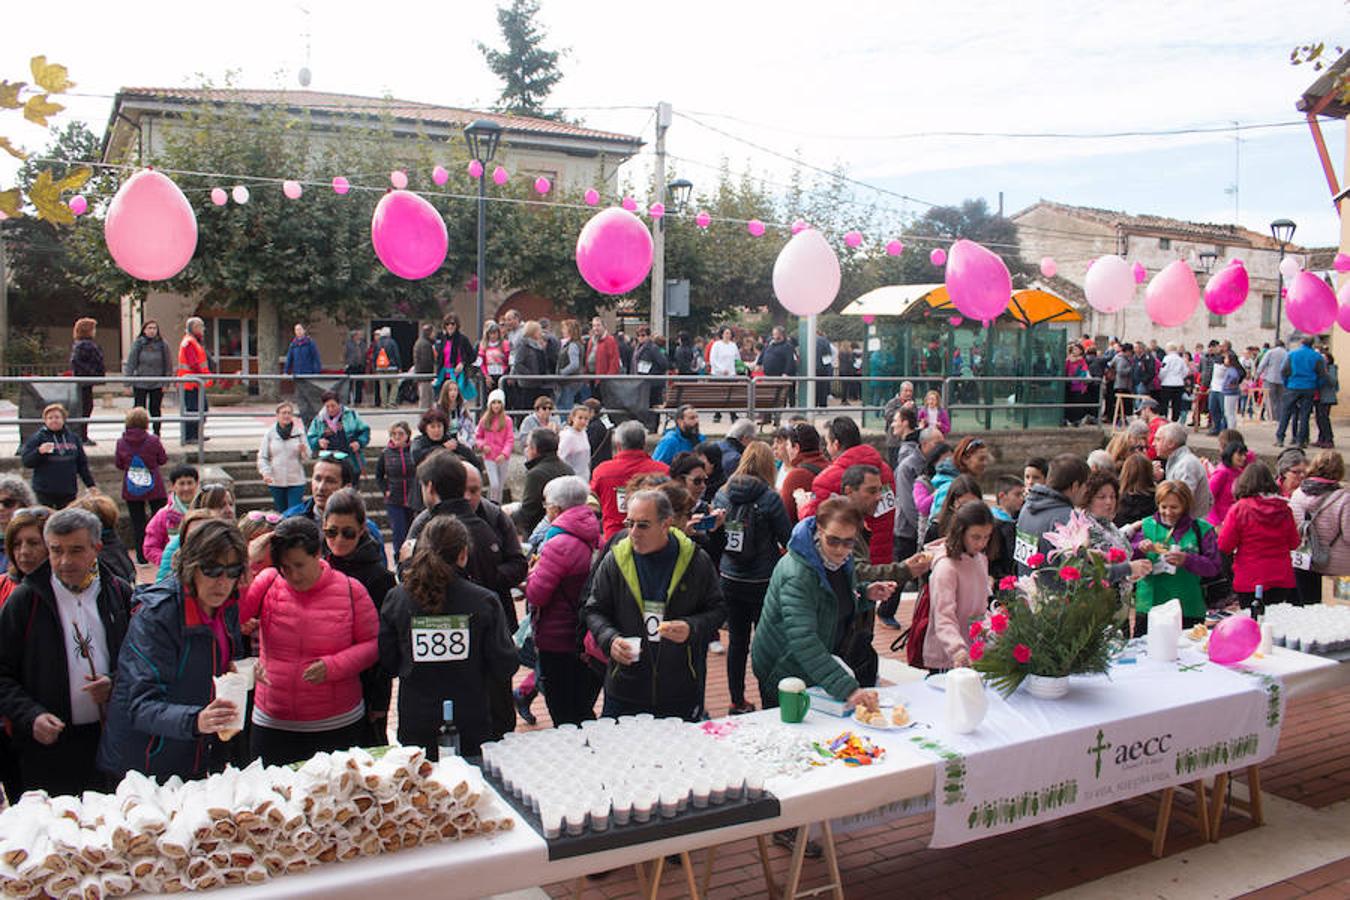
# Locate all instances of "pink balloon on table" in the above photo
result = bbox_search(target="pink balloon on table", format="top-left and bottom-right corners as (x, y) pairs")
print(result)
(210, 187), (228, 206)
(282, 180), (303, 200)
(1335, 252), (1350, 273)
(370, 189), (448, 280)
(1145, 260), (1200, 327)
(534, 176), (551, 195)
(432, 165), (449, 186)
(1203, 259), (1249, 316)
(332, 176), (351, 195)
(772, 228), (841, 316)
(584, 188), (600, 206)
(747, 219), (766, 237)
(575, 207), (654, 294)
(232, 185), (249, 204)
(695, 211), (711, 229)
(467, 160), (484, 179)
(944, 239), (1012, 321)
(1287, 271), (1338, 334)
(390, 170), (408, 190)
(885, 240), (904, 257)
(1039, 256), (1056, 278)
(68, 195), (87, 216)
(1084, 255), (1134, 313)
(791, 219), (807, 235)
(492, 166), (508, 186)
(929, 247), (946, 267)
(1208, 615), (1261, 665)
(1133, 261), (1147, 284)
(103, 169), (198, 281)
(844, 231), (863, 249)
(648, 202), (665, 220)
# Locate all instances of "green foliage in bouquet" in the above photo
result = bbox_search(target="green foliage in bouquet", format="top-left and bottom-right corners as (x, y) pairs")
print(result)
(971, 511), (1129, 697)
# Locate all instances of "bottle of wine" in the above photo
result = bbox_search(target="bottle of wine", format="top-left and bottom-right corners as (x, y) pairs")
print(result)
(1251, 584), (1264, 624)
(438, 700), (460, 759)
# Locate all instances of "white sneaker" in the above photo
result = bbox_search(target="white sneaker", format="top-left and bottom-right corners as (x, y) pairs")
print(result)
(709, 640), (725, 654)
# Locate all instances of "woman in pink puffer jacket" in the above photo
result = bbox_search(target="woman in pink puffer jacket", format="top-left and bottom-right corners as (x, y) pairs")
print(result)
(525, 477), (601, 726)
(241, 517), (379, 765)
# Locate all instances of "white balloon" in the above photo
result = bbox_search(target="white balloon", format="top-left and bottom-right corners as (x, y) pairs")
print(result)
(1279, 256), (1301, 280)
(772, 229), (841, 316)
(1083, 255), (1134, 314)
(232, 185), (250, 205)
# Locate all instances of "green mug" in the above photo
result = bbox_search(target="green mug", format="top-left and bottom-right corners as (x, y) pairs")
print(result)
(778, 677), (810, 724)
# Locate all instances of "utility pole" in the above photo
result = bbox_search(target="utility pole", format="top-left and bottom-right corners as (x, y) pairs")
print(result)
(0, 231), (8, 375)
(650, 101), (672, 337)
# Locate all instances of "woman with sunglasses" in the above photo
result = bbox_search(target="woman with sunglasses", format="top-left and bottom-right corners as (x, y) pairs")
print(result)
(0, 478), (35, 575)
(515, 395), (560, 452)
(97, 519), (247, 782)
(321, 489), (395, 747)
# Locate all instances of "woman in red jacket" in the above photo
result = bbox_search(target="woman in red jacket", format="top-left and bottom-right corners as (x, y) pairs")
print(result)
(240, 517), (379, 765)
(1217, 461), (1300, 609)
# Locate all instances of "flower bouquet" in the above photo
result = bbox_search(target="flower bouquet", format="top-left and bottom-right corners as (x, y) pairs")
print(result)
(971, 511), (1129, 698)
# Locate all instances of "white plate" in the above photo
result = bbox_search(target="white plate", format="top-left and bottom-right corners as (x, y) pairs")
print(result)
(925, 673), (948, 692)
(851, 707), (915, 731)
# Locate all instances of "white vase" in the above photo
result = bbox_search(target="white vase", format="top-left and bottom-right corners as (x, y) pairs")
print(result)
(1024, 674), (1070, 700)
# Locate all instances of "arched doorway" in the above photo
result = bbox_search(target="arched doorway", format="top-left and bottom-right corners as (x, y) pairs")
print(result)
(494, 291), (559, 324)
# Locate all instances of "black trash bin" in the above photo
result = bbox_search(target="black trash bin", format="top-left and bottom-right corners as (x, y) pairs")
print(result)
(18, 381), (80, 449)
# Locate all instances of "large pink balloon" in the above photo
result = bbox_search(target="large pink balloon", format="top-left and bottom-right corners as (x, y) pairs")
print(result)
(1145, 260), (1200, 327)
(467, 160), (484, 179)
(1203, 259), (1249, 316)
(575, 207), (653, 294)
(104, 169), (198, 281)
(1084, 255), (1133, 313)
(773, 228), (841, 316)
(1337, 281), (1350, 331)
(944, 239), (1011, 321)
(695, 211), (711, 229)
(1287, 271), (1338, 334)
(370, 189), (448, 280)
(492, 166), (508, 186)
(1208, 615), (1260, 665)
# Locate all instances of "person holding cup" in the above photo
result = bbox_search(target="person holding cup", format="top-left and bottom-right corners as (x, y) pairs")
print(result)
(97, 519), (247, 781)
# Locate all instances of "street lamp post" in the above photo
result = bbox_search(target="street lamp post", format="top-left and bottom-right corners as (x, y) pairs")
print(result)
(464, 119), (503, 338)
(1271, 218), (1297, 343)
(653, 178), (693, 337)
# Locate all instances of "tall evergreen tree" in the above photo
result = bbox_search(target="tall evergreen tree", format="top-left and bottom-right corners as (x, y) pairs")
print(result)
(477, 0), (566, 119)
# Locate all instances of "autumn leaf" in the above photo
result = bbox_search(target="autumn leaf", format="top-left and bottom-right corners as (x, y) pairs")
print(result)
(23, 94), (64, 127)
(0, 189), (22, 219)
(56, 166), (92, 193)
(29, 56), (74, 94)
(27, 170), (74, 224)
(0, 137), (26, 160)
(0, 81), (23, 110)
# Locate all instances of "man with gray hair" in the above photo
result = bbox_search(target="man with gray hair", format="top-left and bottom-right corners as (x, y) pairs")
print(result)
(584, 489), (725, 719)
(1153, 423), (1212, 518)
(0, 507), (133, 796)
(716, 418), (757, 476)
(177, 316), (212, 444)
(590, 419), (668, 540)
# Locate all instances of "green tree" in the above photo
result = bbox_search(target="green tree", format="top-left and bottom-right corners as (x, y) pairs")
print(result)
(477, 0), (566, 119)
(877, 198), (1026, 286)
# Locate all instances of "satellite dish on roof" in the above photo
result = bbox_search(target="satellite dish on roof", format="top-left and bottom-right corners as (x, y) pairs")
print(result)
(298, 67), (312, 87)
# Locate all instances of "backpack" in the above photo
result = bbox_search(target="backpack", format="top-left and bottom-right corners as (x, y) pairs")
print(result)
(376, 346), (391, 369)
(892, 581), (931, 668)
(1294, 492), (1341, 573)
(124, 454), (155, 498)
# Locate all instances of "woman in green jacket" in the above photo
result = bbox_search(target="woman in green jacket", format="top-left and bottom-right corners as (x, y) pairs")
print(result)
(1128, 479), (1223, 634)
(751, 497), (895, 710)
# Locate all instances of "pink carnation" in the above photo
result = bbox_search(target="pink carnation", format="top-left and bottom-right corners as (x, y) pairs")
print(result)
(989, 613), (1008, 634)
(1013, 643), (1032, 664)
(969, 621), (983, 641)
(1058, 565), (1081, 581)
(1026, 553), (1046, 567)
(970, 641), (985, 662)
(1107, 547), (1127, 564)
(998, 575), (1018, 591)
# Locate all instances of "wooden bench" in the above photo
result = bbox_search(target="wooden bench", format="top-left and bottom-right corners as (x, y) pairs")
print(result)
(663, 378), (794, 424)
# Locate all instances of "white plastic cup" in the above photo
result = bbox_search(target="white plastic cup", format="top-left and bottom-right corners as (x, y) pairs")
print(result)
(589, 799), (611, 832)
(564, 803), (587, 837)
(746, 773), (765, 800)
(622, 636), (643, 660)
(659, 787), (681, 819)
(691, 776), (711, 809)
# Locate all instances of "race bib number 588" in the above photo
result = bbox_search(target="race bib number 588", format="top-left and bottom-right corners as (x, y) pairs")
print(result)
(411, 615), (470, 662)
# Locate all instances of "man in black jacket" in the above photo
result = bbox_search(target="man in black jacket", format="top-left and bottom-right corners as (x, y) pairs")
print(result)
(584, 490), (726, 720)
(512, 428), (574, 535)
(0, 508), (132, 795)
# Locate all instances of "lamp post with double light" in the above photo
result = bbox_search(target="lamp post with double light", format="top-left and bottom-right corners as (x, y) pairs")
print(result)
(464, 119), (504, 337)
(1271, 218), (1297, 342)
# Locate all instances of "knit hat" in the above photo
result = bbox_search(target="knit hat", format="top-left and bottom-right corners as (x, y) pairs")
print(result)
(487, 389), (507, 409)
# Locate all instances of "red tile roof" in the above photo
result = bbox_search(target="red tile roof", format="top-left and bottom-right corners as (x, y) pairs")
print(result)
(115, 87), (643, 146)
(1012, 200), (1306, 252)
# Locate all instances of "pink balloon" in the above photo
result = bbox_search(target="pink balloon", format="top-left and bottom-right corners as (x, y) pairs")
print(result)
(930, 247), (947, 267)
(747, 219), (765, 237)
(1336, 252), (1350, 273)
(1203, 259), (1249, 316)
(432, 165), (449, 185)
(944, 240), (1012, 322)
(390, 171), (408, 190)
(332, 176), (351, 195)
(584, 188), (600, 206)
(773, 228), (840, 316)
(467, 160), (484, 179)
(1287, 271), (1338, 334)
(534, 176), (551, 195)
(1039, 256), (1057, 278)
(575, 207), (653, 294)
(1208, 615), (1261, 665)
(492, 166), (508, 186)
(282, 180), (303, 200)
(1145, 260), (1201, 327)
(68, 195), (87, 216)
(621, 196), (637, 212)
(210, 187), (228, 206)
(370, 189), (448, 280)
(1133, 261), (1147, 284)
(695, 211), (711, 229)
(791, 219), (808, 235)
(104, 169), (198, 281)
(885, 240), (904, 257)
(1338, 282), (1350, 331)
(1085, 255), (1134, 313)
(949, 316), (964, 326)
(844, 231), (863, 249)
(648, 202), (665, 219)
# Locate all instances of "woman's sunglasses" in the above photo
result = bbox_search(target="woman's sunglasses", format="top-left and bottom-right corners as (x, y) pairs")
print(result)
(324, 526), (361, 540)
(199, 562), (245, 579)
(246, 511), (283, 524)
(820, 533), (854, 549)
(318, 450), (350, 461)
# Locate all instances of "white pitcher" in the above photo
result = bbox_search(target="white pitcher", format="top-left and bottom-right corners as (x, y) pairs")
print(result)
(944, 668), (988, 734)
(1146, 599), (1182, 662)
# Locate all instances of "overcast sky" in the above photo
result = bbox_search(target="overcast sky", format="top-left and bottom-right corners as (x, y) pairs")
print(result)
(4, 0), (1346, 247)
